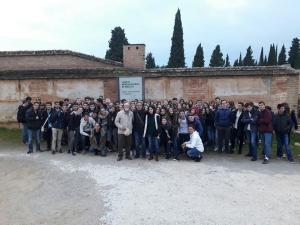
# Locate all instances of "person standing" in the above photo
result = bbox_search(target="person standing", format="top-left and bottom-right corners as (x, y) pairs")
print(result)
(25, 102), (43, 154)
(143, 106), (161, 161)
(67, 105), (82, 155)
(133, 102), (146, 158)
(230, 102), (245, 154)
(115, 102), (134, 161)
(241, 102), (259, 161)
(50, 102), (65, 154)
(274, 104), (295, 163)
(17, 97), (32, 144)
(214, 100), (233, 153)
(41, 102), (53, 151)
(257, 101), (273, 164)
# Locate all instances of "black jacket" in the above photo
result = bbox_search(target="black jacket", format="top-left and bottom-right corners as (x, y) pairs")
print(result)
(26, 108), (42, 130)
(274, 113), (292, 134)
(133, 110), (145, 133)
(232, 110), (245, 131)
(17, 105), (30, 123)
(241, 109), (258, 132)
(68, 112), (82, 130)
(160, 124), (174, 143)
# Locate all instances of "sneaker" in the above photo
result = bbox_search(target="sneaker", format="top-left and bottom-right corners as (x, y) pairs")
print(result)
(194, 156), (203, 162)
(148, 156), (153, 160)
(288, 159), (295, 164)
(126, 156), (133, 160)
(72, 152), (76, 156)
(67, 150), (71, 154)
(251, 158), (257, 161)
(245, 153), (252, 157)
(27, 151), (33, 154)
(262, 159), (269, 164)
(52, 151), (56, 155)
(59, 149), (63, 153)
(173, 157), (180, 161)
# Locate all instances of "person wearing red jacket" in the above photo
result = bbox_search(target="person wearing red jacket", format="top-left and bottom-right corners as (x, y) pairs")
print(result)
(257, 101), (273, 164)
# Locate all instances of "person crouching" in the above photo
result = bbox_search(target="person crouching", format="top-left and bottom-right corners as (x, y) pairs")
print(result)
(182, 125), (204, 162)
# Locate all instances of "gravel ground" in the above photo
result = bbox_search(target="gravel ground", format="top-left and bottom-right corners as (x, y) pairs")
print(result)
(0, 147), (300, 225)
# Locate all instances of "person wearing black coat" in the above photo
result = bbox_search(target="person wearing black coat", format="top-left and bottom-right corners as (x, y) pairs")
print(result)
(241, 103), (259, 161)
(25, 102), (43, 154)
(160, 117), (174, 159)
(17, 99), (31, 144)
(67, 105), (82, 155)
(41, 102), (53, 151)
(274, 104), (295, 163)
(133, 102), (146, 158)
(230, 102), (245, 154)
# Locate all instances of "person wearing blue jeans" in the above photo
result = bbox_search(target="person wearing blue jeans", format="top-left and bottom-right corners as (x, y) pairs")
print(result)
(241, 102), (259, 161)
(274, 104), (295, 163)
(143, 106), (160, 161)
(27, 129), (41, 153)
(25, 102), (43, 154)
(257, 101), (273, 164)
(182, 126), (204, 162)
(134, 131), (146, 158)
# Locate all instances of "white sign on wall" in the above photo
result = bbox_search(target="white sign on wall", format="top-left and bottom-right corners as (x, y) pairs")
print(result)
(119, 77), (144, 101)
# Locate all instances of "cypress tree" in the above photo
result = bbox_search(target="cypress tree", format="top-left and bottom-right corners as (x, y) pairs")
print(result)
(225, 54), (230, 67)
(105, 26), (129, 62)
(268, 44), (277, 65)
(243, 46), (255, 66)
(167, 9), (185, 68)
(192, 43), (205, 67)
(275, 45), (278, 65)
(238, 53), (243, 66)
(209, 45), (225, 67)
(278, 45), (287, 65)
(288, 38), (300, 69)
(233, 59), (239, 67)
(145, 52), (156, 69)
(264, 56), (268, 65)
(259, 47), (264, 66)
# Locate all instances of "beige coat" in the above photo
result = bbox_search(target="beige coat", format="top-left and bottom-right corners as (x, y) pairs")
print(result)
(114, 110), (134, 135)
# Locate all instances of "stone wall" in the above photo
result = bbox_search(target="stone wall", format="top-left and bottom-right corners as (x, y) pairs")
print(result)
(0, 65), (298, 126)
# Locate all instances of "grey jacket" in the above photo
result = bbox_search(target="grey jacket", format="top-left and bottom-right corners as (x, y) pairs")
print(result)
(115, 110), (134, 135)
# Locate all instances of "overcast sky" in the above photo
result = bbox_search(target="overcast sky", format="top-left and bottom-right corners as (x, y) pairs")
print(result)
(0, 0), (299, 66)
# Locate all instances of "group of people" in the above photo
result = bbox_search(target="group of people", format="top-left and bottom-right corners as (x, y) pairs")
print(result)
(17, 95), (298, 164)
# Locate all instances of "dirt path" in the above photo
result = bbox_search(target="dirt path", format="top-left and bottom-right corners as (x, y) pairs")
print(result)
(0, 148), (300, 225)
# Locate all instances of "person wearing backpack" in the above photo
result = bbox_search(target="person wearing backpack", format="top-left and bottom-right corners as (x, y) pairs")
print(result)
(17, 97), (32, 144)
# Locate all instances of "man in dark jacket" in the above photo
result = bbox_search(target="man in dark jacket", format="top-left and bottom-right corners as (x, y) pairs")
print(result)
(241, 102), (259, 161)
(67, 105), (82, 155)
(274, 104), (295, 163)
(41, 102), (53, 151)
(230, 102), (245, 154)
(214, 100), (233, 153)
(50, 102), (65, 154)
(133, 101), (146, 158)
(17, 97), (32, 144)
(25, 101), (42, 154)
(257, 101), (273, 164)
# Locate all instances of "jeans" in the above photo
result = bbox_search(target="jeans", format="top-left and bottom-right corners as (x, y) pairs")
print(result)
(27, 129), (41, 152)
(42, 127), (52, 150)
(262, 132), (272, 160)
(207, 126), (215, 146)
(217, 127), (231, 152)
(171, 136), (178, 158)
(134, 131), (145, 157)
(147, 135), (160, 155)
(276, 133), (293, 161)
(230, 128), (244, 152)
(186, 147), (201, 159)
(22, 123), (28, 144)
(246, 130), (257, 159)
(52, 128), (63, 151)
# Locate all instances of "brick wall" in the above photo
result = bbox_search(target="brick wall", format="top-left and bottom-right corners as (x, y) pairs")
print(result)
(123, 44), (145, 69)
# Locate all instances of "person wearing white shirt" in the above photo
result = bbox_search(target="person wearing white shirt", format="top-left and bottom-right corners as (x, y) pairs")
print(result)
(182, 125), (204, 162)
